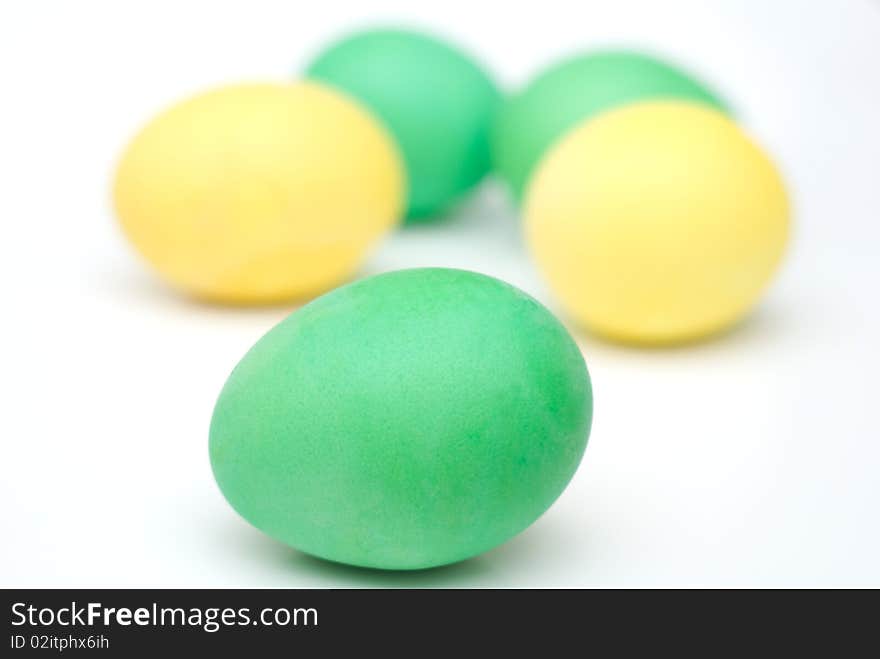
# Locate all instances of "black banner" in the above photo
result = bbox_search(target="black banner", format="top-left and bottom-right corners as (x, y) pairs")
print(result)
(2, 589), (584, 653)
(1, 588), (867, 652)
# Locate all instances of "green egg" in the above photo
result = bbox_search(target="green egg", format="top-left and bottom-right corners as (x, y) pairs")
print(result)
(492, 49), (730, 200)
(210, 268), (592, 570)
(305, 28), (502, 222)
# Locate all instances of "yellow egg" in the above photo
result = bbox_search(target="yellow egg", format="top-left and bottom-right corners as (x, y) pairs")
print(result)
(113, 82), (404, 304)
(525, 101), (790, 344)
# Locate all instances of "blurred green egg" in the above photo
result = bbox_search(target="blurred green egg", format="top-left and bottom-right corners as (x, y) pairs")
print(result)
(305, 28), (502, 221)
(492, 50), (729, 199)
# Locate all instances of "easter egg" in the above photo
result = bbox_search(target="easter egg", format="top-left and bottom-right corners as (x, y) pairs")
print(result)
(525, 101), (789, 345)
(305, 28), (501, 221)
(493, 50), (729, 199)
(113, 82), (403, 304)
(210, 268), (592, 569)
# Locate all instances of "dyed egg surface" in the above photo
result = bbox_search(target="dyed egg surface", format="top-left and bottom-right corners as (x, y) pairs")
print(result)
(210, 268), (592, 569)
(306, 28), (501, 221)
(493, 50), (728, 198)
(114, 82), (403, 304)
(525, 102), (789, 345)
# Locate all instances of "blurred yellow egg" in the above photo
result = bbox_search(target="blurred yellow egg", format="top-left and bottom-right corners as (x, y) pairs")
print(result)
(525, 101), (790, 344)
(113, 82), (403, 304)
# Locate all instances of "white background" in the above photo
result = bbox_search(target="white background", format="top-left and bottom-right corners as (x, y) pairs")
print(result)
(2, 0), (879, 587)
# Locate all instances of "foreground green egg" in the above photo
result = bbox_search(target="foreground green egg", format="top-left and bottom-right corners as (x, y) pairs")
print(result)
(492, 49), (729, 199)
(210, 268), (592, 570)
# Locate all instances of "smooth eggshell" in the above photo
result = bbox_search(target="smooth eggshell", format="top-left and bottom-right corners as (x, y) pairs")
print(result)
(525, 101), (789, 345)
(113, 82), (403, 304)
(306, 29), (501, 221)
(210, 268), (592, 569)
(493, 50), (728, 199)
